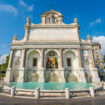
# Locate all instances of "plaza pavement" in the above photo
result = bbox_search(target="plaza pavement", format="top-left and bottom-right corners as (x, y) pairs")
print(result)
(0, 93), (105, 105)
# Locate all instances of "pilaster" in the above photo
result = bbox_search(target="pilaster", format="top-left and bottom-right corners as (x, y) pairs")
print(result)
(22, 48), (26, 68)
(60, 49), (63, 68)
(78, 48), (82, 68)
(59, 49), (65, 83)
(4, 49), (14, 83)
(41, 49), (44, 67)
(90, 49), (95, 68)
(8, 49), (14, 68)
(17, 49), (26, 82)
(78, 49), (86, 83)
(90, 49), (100, 82)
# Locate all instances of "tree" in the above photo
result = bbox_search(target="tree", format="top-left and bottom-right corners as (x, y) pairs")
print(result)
(0, 55), (9, 77)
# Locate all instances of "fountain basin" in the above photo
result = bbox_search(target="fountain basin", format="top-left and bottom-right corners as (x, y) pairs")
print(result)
(9, 82), (95, 90)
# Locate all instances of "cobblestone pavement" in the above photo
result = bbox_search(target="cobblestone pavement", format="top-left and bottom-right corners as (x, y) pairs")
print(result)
(0, 94), (105, 105)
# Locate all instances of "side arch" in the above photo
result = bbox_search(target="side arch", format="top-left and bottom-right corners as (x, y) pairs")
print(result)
(63, 50), (77, 69)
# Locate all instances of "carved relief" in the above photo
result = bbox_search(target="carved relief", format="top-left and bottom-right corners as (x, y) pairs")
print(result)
(45, 13), (58, 24)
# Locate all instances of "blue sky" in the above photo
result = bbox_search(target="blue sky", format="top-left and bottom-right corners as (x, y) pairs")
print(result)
(0, 0), (105, 57)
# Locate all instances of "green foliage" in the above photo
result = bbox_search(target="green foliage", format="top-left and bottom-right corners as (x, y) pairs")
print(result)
(0, 55), (9, 72)
(0, 73), (5, 77)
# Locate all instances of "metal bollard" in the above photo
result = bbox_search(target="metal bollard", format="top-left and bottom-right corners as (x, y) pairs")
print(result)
(89, 87), (95, 97)
(35, 88), (40, 99)
(65, 88), (70, 99)
(11, 87), (16, 97)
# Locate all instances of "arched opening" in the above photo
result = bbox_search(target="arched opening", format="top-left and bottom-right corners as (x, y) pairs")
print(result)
(46, 51), (58, 70)
(12, 58), (20, 82)
(26, 51), (41, 82)
(64, 51), (78, 82)
(64, 51), (76, 69)
(27, 51), (41, 69)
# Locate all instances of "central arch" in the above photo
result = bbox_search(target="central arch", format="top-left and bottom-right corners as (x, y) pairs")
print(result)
(45, 50), (59, 82)
(46, 51), (58, 70)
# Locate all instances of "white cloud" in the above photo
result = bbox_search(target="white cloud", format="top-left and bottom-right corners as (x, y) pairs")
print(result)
(19, 0), (34, 12)
(92, 36), (105, 59)
(96, 18), (102, 24)
(28, 4), (34, 12)
(19, 0), (27, 7)
(0, 3), (18, 15)
(90, 18), (102, 27)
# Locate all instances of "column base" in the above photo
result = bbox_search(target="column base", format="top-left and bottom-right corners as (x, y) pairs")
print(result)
(78, 68), (86, 83)
(4, 68), (11, 83)
(90, 68), (100, 83)
(59, 68), (65, 83)
(37, 68), (45, 83)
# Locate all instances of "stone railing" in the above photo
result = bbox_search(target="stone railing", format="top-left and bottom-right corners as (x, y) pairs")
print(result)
(0, 82), (104, 99)
(1, 86), (100, 99)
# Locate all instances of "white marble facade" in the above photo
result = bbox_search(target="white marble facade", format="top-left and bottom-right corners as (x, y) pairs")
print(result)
(4, 9), (104, 83)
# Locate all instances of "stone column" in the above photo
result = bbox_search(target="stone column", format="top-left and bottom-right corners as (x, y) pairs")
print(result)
(8, 49), (14, 68)
(60, 49), (63, 68)
(11, 87), (16, 97)
(90, 49), (100, 83)
(65, 88), (70, 99)
(4, 49), (14, 83)
(78, 49), (86, 83)
(22, 48), (26, 68)
(41, 49), (44, 67)
(90, 49), (95, 68)
(89, 87), (95, 97)
(35, 88), (40, 99)
(59, 49), (65, 83)
(38, 49), (44, 83)
(78, 49), (82, 68)
(17, 49), (26, 82)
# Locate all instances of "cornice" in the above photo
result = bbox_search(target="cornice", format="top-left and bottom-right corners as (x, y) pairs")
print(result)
(10, 41), (92, 47)
(30, 23), (80, 28)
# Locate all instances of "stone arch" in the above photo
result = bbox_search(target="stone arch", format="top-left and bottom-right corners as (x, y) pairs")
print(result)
(12, 58), (21, 82)
(45, 49), (60, 57)
(27, 50), (41, 69)
(26, 49), (42, 57)
(63, 50), (77, 69)
(25, 49), (41, 82)
(26, 49), (42, 68)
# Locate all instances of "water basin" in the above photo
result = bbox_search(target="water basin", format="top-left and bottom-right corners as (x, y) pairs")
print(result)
(9, 82), (95, 90)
